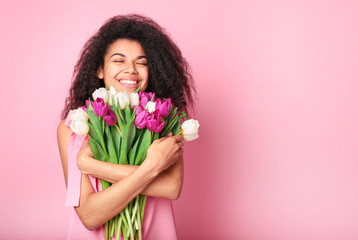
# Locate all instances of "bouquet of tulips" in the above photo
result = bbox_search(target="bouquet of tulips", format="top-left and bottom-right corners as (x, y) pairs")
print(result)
(69, 86), (199, 240)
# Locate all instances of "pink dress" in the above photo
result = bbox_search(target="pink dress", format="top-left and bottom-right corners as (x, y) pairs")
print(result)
(64, 117), (178, 240)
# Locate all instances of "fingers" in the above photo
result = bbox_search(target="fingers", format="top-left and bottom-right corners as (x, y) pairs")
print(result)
(172, 134), (184, 142)
(177, 141), (184, 148)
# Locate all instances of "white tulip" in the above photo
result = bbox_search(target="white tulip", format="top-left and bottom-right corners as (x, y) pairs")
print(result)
(69, 108), (89, 122)
(108, 86), (117, 106)
(70, 119), (89, 136)
(109, 86), (117, 95)
(145, 101), (156, 114)
(92, 87), (109, 103)
(117, 91), (130, 109)
(129, 92), (139, 107)
(182, 119), (200, 141)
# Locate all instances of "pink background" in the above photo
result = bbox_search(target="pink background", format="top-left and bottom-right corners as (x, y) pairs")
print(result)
(1, 0), (357, 239)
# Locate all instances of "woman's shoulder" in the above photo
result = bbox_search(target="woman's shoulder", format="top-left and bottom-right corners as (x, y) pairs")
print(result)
(57, 119), (73, 144)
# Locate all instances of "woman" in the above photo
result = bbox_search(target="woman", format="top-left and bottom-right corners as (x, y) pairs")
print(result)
(57, 14), (195, 239)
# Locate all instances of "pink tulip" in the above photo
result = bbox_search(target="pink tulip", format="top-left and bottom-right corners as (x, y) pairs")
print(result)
(92, 98), (109, 117)
(103, 108), (117, 126)
(133, 104), (144, 113)
(146, 111), (165, 132)
(139, 92), (156, 108)
(156, 98), (171, 118)
(135, 109), (149, 129)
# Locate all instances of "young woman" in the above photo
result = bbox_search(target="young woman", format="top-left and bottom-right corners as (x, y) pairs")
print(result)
(57, 14), (195, 239)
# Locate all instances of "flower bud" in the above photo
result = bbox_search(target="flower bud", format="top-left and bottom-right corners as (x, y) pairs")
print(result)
(145, 101), (156, 114)
(70, 119), (89, 136)
(129, 92), (140, 108)
(117, 91), (130, 109)
(156, 98), (171, 118)
(139, 92), (156, 108)
(135, 109), (149, 129)
(69, 108), (88, 122)
(92, 87), (109, 103)
(108, 86), (117, 106)
(182, 119), (200, 141)
(92, 98), (109, 117)
(146, 111), (165, 132)
(103, 108), (117, 126)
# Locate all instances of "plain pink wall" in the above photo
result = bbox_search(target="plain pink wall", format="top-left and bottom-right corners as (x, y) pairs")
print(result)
(1, 0), (357, 239)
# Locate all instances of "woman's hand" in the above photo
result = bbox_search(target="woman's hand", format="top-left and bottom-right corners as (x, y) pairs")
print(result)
(143, 134), (184, 174)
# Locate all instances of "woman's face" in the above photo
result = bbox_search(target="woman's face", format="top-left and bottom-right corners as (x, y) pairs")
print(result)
(98, 39), (149, 92)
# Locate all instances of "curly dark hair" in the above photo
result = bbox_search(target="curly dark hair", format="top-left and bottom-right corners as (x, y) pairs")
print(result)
(61, 14), (196, 119)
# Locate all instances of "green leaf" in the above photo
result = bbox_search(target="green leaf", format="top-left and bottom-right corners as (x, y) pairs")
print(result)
(161, 115), (179, 137)
(134, 129), (152, 165)
(127, 123), (136, 150)
(152, 131), (160, 141)
(130, 105), (138, 122)
(124, 105), (132, 123)
(87, 122), (98, 140)
(171, 119), (181, 136)
(178, 110), (188, 120)
(128, 129), (143, 165)
(87, 103), (102, 138)
(100, 179), (111, 190)
(117, 103), (126, 125)
(118, 122), (137, 165)
(111, 125), (121, 161)
(88, 135), (100, 158)
(89, 136), (106, 162)
(87, 101), (107, 156)
(167, 106), (178, 125)
(105, 125), (118, 164)
(112, 106), (123, 129)
(101, 117), (105, 135)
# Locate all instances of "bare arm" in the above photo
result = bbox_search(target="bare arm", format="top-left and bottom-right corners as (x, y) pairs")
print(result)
(77, 138), (183, 200)
(57, 120), (183, 230)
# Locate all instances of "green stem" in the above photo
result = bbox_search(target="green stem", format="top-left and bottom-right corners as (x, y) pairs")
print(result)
(131, 196), (140, 223)
(116, 215), (122, 240)
(125, 206), (135, 239)
(140, 195), (147, 222)
(105, 221), (109, 240)
(120, 212), (129, 240)
(137, 197), (143, 240)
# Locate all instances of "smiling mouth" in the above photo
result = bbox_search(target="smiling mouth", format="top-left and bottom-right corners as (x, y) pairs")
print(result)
(119, 79), (139, 85)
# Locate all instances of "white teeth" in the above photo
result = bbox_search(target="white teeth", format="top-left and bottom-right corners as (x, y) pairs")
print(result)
(120, 80), (138, 85)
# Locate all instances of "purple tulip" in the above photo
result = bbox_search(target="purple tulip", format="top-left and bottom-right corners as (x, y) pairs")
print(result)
(139, 92), (156, 108)
(103, 108), (117, 126)
(156, 98), (171, 118)
(146, 111), (165, 132)
(135, 109), (149, 129)
(92, 98), (109, 117)
(133, 104), (144, 114)
(146, 92), (156, 101)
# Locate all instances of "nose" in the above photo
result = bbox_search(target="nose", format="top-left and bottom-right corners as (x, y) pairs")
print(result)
(124, 62), (138, 74)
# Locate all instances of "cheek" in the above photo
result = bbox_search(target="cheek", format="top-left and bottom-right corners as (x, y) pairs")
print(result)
(141, 68), (149, 81)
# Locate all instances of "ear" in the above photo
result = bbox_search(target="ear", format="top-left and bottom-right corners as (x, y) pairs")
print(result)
(97, 66), (104, 79)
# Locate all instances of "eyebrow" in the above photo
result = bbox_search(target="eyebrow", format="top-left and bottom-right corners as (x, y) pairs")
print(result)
(110, 53), (147, 59)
